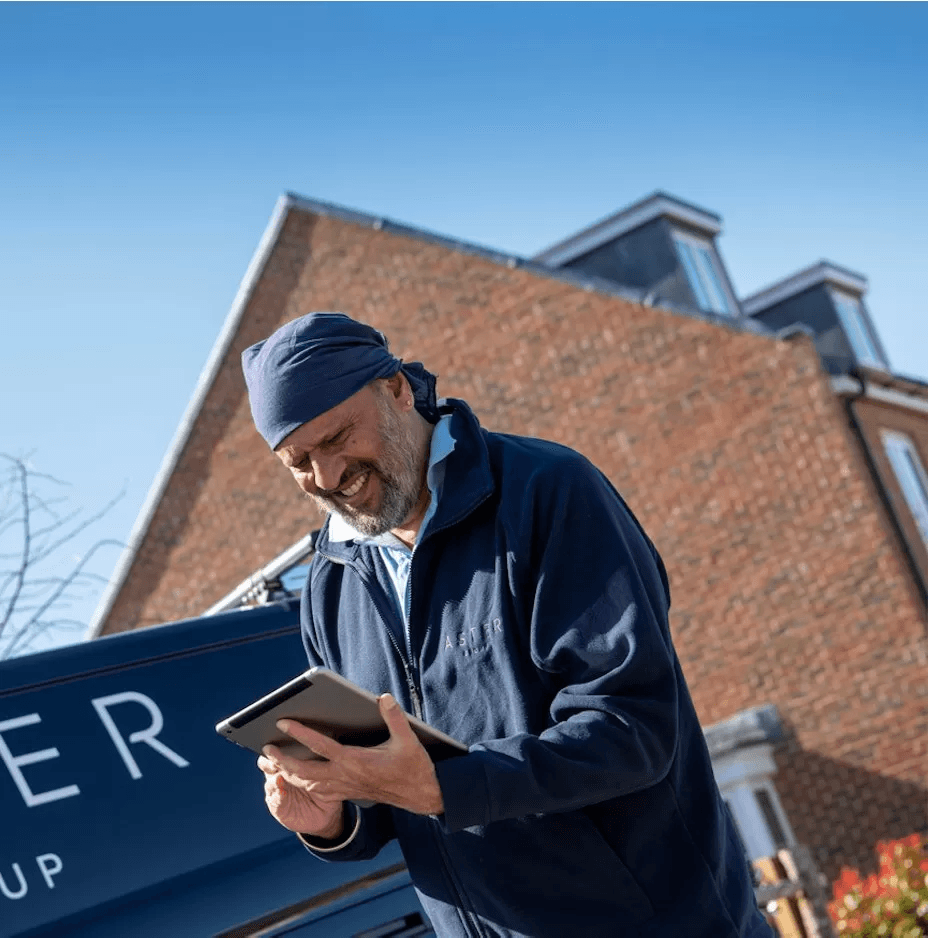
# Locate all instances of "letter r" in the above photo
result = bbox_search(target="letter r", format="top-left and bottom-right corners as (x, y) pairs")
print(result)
(91, 692), (189, 779)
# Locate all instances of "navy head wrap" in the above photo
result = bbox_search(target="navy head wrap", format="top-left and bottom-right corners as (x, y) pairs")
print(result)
(241, 312), (439, 449)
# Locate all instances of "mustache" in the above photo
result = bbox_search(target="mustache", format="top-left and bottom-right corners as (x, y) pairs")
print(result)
(314, 462), (380, 498)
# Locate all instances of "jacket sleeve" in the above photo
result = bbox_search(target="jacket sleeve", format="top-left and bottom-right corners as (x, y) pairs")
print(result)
(435, 453), (680, 833)
(298, 801), (399, 863)
(298, 577), (398, 861)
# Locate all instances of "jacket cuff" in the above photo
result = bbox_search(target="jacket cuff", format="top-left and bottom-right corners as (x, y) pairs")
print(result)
(298, 803), (361, 854)
(435, 752), (490, 832)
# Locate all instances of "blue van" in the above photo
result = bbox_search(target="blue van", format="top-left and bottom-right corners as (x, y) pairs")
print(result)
(0, 598), (431, 937)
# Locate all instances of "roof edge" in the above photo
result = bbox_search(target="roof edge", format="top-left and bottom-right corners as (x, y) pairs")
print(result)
(532, 191), (724, 267)
(284, 191), (532, 270)
(743, 260), (868, 316)
(830, 372), (928, 415)
(85, 194), (297, 639)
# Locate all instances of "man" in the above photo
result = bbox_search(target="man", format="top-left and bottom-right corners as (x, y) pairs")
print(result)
(242, 312), (772, 938)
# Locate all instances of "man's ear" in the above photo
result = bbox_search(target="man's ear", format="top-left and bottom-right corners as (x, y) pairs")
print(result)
(384, 372), (408, 404)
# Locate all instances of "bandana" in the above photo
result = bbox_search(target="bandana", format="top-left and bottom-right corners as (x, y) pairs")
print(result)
(241, 312), (438, 449)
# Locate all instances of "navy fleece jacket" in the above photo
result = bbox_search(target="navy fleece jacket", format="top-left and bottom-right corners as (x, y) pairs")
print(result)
(299, 399), (772, 938)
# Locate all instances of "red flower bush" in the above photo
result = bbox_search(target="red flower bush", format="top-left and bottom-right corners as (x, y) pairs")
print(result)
(829, 834), (928, 936)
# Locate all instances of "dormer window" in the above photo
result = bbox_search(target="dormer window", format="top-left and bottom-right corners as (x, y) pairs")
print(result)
(672, 230), (733, 316)
(532, 192), (741, 318)
(743, 262), (887, 377)
(831, 289), (885, 369)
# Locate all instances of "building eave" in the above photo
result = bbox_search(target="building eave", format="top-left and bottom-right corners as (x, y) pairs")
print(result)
(831, 369), (928, 416)
(743, 261), (869, 316)
(532, 191), (724, 267)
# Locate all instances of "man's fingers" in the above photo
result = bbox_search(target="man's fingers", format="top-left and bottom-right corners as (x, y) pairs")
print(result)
(263, 758), (344, 804)
(268, 745), (333, 782)
(258, 754), (280, 775)
(379, 693), (416, 744)
(276, 718), (339, 759)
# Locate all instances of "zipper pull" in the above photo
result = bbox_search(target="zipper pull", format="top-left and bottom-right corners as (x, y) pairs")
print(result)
(406, 673), (423, 720)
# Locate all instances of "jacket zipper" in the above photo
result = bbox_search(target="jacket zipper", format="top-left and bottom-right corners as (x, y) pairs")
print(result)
(403, 557), (423, 720)
(316, 547), (423, 719)
(404, 545), (486, 938)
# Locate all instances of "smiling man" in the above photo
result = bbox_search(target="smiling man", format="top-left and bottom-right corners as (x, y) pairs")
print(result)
(241, 312), (773, 938)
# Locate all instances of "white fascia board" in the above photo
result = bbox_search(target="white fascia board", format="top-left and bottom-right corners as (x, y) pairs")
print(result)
(711, 743), (778, 790)
(830, 376), (928, 416)
(85, 195), (296, 640)
(743, 262), (868, 316)
(533, 194), (723, 267)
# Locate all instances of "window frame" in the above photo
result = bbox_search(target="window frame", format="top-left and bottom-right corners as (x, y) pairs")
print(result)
(671, 229), (736, 317)
(830, 288), (885, 368)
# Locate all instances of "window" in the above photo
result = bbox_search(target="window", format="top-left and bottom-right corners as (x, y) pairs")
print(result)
(672, 231), (733, 316)
(832, 289), (884, 368)
(882, 431), (928, 549)
(754, 786), (789, 851)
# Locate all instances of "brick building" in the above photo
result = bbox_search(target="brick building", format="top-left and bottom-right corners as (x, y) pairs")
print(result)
(87, 191), (928, 926)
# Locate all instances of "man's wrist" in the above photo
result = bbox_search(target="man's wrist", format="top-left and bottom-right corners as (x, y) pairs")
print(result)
(299, 804), (361, 853)
(307, 807), (346, 842)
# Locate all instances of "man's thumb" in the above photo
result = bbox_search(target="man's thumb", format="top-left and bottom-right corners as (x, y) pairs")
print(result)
(379, 693), (411, 737)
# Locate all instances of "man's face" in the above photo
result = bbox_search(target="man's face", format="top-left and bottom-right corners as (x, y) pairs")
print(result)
(274, 379), (426, 537)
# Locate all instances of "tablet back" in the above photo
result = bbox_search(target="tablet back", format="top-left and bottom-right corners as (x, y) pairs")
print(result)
(215, 667), (466, 762)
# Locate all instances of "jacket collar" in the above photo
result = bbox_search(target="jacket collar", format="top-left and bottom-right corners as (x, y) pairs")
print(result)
(315, 398), (494, 563)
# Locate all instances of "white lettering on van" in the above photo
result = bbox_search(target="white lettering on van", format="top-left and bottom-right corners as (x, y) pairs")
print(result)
(91, 692), (189, 779)
(0, 714), (80, 808)
(36, 853), (63, 889)
(0, 863), (27, 900)
(0, 854), (64, 901)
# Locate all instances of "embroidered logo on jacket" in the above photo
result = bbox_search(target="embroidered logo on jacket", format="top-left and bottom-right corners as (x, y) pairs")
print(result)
(444, 618), (503, 656)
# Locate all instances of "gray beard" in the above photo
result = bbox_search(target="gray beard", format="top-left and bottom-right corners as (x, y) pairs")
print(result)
(309, 396), (426, 538)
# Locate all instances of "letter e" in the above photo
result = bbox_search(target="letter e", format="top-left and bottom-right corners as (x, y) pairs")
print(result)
(0, 714), (80, 808)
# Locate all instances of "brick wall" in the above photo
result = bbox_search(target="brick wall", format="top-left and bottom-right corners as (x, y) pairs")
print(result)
(100, 205), (928, 882)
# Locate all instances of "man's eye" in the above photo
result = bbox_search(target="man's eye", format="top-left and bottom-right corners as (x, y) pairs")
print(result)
(323, 430), (348, 450)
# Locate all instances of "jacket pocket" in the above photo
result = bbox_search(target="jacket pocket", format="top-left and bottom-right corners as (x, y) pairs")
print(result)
(428, 811), (656, 934)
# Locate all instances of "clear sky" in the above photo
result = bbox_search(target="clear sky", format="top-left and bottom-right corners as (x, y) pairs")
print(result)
(1, 2), (925, 654)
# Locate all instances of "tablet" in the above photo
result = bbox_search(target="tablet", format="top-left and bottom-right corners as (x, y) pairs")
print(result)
(215, 667), (468, 763)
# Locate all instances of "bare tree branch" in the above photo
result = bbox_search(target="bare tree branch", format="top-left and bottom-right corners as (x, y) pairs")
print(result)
(0, 458), (32, 633)
(0, 454), (124, 660)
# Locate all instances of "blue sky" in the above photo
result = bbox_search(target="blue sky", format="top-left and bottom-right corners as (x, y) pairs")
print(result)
(1, 2), (925, 653)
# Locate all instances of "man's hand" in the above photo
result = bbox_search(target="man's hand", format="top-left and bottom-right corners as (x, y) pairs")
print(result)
(262, 693), (444, 818)
(257, 753), (346, 840)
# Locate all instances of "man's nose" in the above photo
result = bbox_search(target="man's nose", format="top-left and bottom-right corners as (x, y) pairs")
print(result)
(309, 455), (346, 493)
